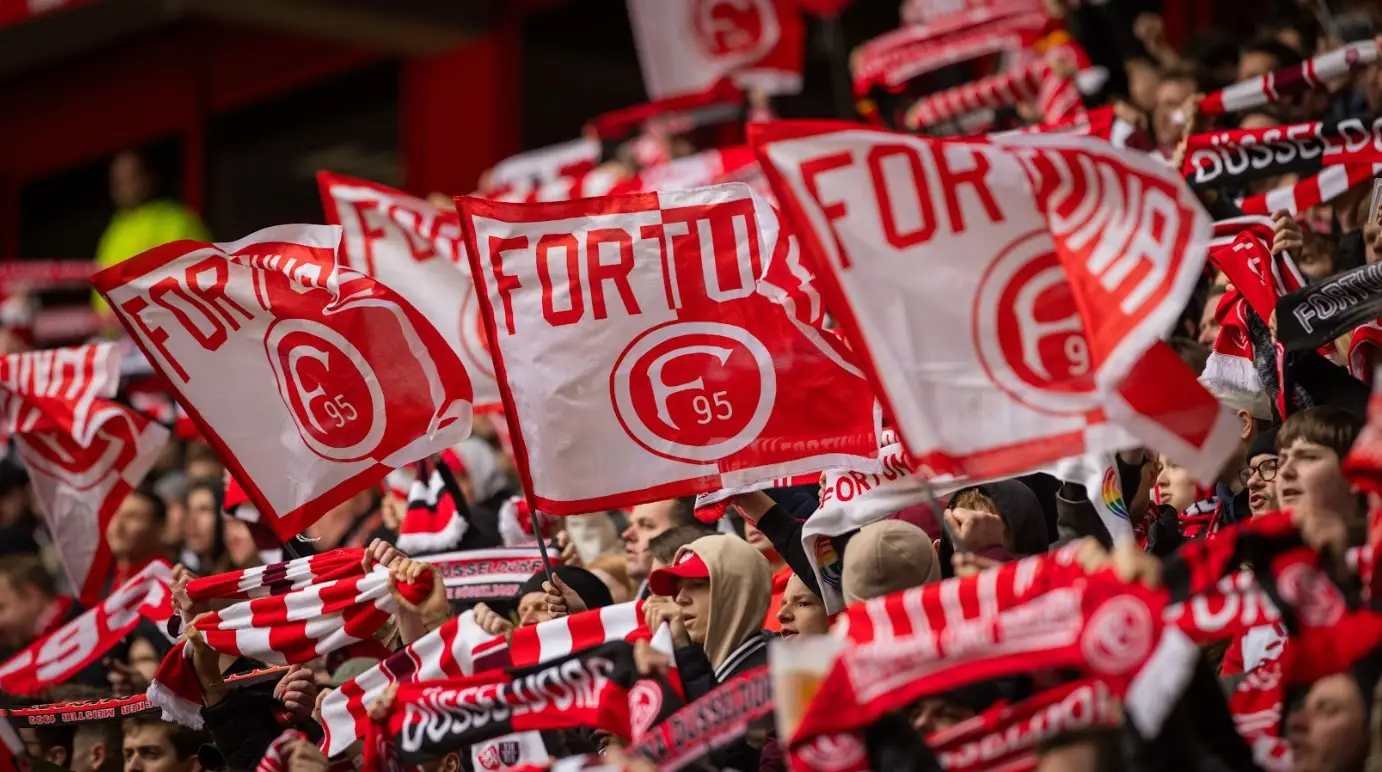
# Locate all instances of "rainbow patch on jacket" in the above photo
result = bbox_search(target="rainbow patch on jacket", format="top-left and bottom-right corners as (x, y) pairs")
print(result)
(1100, 466), (1130, 520)
(816, 538), (842, 588)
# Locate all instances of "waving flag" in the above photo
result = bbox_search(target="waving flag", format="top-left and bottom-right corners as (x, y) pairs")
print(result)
(0, 561), (172, 697)
(753, 121), (1237, 486)
(93, 225), (473, 541)
(458, 183), (880, 514)
(627, 0), (805, 99)
(0, 344), (169, 603)
(319, 173), (502, 412)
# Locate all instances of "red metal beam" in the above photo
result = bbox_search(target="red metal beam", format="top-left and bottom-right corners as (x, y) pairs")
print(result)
(400, 19), (521, 197)
(0, 21), (378, 183)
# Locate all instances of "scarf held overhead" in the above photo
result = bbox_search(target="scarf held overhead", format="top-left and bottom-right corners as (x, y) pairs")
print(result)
(148, 550), (432, 729)
(1184, 116), (1382, 191)
(365, 641), (681, 769)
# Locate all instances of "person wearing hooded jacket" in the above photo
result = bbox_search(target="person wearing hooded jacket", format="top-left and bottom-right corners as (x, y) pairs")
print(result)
(645, 533), (773, 771)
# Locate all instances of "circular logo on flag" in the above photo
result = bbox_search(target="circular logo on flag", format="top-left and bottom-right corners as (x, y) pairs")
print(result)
(627, 680), (664, 741)
(973, 230), (1098, 414)
(692, 0), (774, 59)
(1081, 595), (1154, 675)
(458, 284), (495, 380)
(266, 319), (386, 462)
(611, 322), (776, 464)
(18, 407), (137, 491)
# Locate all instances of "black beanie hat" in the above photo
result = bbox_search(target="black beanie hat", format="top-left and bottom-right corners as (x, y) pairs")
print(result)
(515, 565), (614, 610)
(1247, 425), (1279, 462)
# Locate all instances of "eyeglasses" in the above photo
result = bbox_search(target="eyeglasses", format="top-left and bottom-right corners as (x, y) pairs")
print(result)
(1239, 458), (1279, 486)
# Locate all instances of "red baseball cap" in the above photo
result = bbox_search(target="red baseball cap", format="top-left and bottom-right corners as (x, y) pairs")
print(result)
(648, 550), (710, 597)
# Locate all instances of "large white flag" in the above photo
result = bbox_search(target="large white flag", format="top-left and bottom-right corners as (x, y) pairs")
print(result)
(754, 121), (1239, 486)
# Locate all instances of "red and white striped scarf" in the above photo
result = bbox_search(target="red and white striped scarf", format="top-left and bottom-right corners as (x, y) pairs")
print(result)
(853, 9), (1045, 95)
(835, 545), (1086, 644)
(1199, 39), (1379, 116)
(1002, 104), (1153, 151)
(1238, 162), (1382, 215)
(255, 729), (306, 772)
(319, 602), (656, 761)
(903, 56), (1085, 131)
(396, 449), (469, 555)
(1184, 117), (1382, 191)
(148, 550), (431, 729)
(188, 548), (367, 601)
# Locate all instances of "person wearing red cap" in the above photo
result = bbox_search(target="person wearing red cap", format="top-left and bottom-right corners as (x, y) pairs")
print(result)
(644, 533), (773, 771)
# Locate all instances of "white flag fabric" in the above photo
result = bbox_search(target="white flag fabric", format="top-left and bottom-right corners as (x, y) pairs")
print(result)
(804, 428), (978, 614)
(459, 183), (880, 514)
(319, 172), (501, 412)
(483, 137), (602, 194)
(93, 224), (472, 540)
(754, 121), (1239, 487)
(0, 344), (169, 603)
(1044, 452), (1136, 544)
(627, 0), (805, 100)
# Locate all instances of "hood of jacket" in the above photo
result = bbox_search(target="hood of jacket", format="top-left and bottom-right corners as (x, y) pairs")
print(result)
(681, 534), (772, 671)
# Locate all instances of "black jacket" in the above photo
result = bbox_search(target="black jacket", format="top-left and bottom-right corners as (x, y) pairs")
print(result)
(673, 631), (771, 771)
(200, 688), (321, 772)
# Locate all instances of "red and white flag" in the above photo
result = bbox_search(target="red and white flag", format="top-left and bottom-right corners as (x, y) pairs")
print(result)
(627, 0), (805, 100)
(458, 184), (881, 514)
(92, 225), (473, 541)
(610, 146), (760, 196)
(319, 173), (502, 413)
(481, 138), (602, 197)
(0, 344), (169, 604)
(0, 715), (26, 772)
(753, 121), (1238, 485)
(0, 561), (172, 697)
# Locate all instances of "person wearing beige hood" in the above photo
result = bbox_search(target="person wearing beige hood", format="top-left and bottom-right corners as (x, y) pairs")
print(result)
(646, 533), (773, 771)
